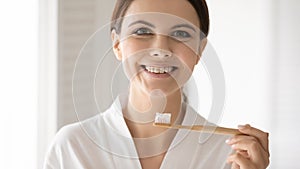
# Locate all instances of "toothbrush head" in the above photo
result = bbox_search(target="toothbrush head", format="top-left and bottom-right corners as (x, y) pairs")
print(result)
(154, 112), (171, 125)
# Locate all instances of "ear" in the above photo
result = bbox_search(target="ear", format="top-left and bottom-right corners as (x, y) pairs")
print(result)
(111, 30), (122, 60)
(196, 38), (207, 64)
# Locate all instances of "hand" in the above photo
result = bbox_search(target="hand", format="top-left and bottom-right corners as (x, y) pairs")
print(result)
(226, 124), (270, 169)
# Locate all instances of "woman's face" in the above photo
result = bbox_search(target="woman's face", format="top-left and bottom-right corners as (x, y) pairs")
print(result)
(112, 0), (206, 95)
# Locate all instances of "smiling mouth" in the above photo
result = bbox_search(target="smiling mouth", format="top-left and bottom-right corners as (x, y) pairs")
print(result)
(141, 65), (178, 74)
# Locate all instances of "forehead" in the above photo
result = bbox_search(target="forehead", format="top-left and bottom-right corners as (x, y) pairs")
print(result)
(124, 0), (200, 28)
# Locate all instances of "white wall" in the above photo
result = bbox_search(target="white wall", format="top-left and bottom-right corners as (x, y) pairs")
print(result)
(272, 0), (300, 168)
(38, 0), (58, 168)
(206, 0), (300, 168)
(207, 0), (273, 130)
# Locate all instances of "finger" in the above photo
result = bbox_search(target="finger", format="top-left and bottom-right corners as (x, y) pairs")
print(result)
(226, 135), (258, 145)
(236, 150), (249, 159)
(226, 135), (258, 158)
(230, 139), (269, 167)
(231, 138), (263, 156)
(227, 153), (254, 169)
(237, 124), (269, 153)
(231, 162), (240, 169)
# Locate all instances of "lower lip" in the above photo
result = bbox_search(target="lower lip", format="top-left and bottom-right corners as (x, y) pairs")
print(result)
(142, 69), (172, 78)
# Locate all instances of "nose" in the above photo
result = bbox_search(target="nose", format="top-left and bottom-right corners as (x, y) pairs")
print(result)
(149, 35), (172, 58)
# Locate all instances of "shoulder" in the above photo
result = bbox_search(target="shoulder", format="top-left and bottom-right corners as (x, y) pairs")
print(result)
(43, 115), (102, 168)
(54, 114), (103, 146)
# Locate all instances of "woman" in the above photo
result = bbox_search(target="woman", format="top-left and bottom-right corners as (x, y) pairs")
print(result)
(44, 0), (269, 168)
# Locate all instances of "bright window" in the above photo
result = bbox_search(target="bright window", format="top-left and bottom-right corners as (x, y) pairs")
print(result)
(0, 0), (38, 168)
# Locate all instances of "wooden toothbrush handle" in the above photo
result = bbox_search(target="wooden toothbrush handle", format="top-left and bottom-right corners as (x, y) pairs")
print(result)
(153, 123), (242, 135)
(188, 125), (242, 135)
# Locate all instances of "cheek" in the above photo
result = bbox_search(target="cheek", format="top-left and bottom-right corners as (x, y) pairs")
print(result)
(120, 38), (150, 58)
(173, 46), (198, 70)
(119, 39), (149, 80)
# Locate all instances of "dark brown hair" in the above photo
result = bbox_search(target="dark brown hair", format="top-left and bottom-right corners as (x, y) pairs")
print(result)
(110, 0), (210, 38)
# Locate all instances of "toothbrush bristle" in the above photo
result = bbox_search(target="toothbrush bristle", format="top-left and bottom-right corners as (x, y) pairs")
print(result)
(154, 112), (171, 124)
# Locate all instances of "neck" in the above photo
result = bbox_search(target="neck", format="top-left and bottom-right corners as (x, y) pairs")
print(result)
(124, 83), (185, 138)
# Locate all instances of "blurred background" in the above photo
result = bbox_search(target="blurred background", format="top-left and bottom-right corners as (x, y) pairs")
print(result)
(0, 0), (299, 168)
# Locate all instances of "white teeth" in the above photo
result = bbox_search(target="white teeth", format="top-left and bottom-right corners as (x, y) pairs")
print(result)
(145, 66), (174, 74)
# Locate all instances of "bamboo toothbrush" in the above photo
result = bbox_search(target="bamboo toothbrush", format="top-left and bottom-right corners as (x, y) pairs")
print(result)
(153, 113), (242, 135)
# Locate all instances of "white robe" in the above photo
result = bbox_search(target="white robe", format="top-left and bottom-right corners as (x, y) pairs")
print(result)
(43, 94), (232, 169)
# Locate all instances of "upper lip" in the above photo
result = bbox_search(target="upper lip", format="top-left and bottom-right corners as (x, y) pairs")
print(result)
(141, 64), (177, 68)
(140, 64), (178, 70)
(139, 62), (180, 68)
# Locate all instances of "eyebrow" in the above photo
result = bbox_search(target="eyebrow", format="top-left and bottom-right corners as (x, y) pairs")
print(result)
(128, 20), (196, 32)
(128, 20), (155, 28)
(171, 24), (196, 32)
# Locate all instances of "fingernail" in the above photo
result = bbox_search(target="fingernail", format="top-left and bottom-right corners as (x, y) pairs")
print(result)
(238, 124), (246, 129)
(225, 139), (230, 144)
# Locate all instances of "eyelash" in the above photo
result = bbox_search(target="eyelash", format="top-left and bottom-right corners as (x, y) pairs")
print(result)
(171, 30), (191, 39)
(132, 27), (153, 36)
(132, 27), (192, 40)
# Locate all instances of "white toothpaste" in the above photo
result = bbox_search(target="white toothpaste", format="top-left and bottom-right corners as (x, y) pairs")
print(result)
(154, 112), (171, 124)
